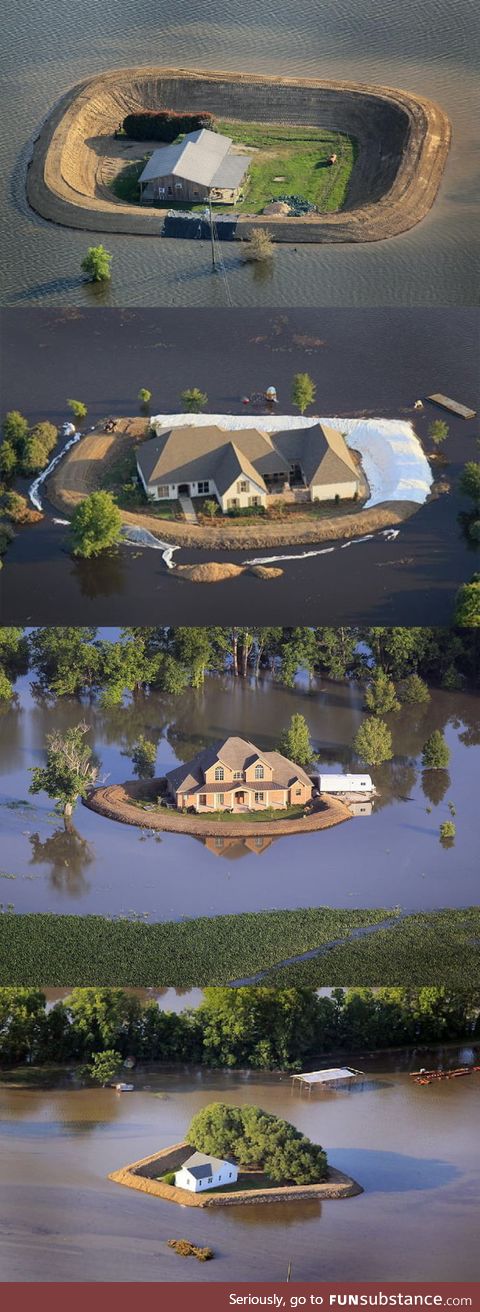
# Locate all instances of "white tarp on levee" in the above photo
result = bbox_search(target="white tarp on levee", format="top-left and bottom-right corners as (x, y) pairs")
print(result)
(150, 414), (433, 507)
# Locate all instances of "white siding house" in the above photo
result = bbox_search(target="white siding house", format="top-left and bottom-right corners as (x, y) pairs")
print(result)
(174, 1152), (238, 1193)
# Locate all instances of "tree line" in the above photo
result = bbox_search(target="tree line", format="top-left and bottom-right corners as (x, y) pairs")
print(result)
(1, 986), (478, 1070)
(1, 624), (479, 703)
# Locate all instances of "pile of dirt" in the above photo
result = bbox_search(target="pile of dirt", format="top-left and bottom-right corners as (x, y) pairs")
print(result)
(175, 561), (283, 583)
(167, 1240), (214, 1262)
(250, 564), (283, 579)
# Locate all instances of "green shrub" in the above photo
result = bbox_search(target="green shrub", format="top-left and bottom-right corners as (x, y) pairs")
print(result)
(123, 111), (216, 142)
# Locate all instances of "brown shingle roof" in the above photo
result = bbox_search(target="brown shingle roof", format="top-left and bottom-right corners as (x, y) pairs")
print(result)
(166, 736), (313, 794)
(137, 423), (358, 494)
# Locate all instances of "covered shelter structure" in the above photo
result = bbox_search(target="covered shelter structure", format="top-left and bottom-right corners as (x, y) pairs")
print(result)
(292, 1067), (364, 1094)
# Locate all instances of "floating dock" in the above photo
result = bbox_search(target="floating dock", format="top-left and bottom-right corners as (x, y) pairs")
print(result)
(410, 1066), (480, 1085)
(427, 394), (476, 420)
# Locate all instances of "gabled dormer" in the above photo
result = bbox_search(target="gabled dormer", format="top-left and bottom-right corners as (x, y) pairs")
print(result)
(204, 754), (234, 785)
(244, 754), (274, 784)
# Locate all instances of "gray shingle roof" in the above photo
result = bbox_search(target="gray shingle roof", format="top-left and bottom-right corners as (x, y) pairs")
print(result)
(181, 1150), (236, 1180)
(138, 129), (250, 190)
(136, 423), (358, 494)
(166, 736), (313, 794)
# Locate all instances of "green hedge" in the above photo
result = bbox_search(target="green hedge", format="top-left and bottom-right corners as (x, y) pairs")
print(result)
(122, 111), (216, 142)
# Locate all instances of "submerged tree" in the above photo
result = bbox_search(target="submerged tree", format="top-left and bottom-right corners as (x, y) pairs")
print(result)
(188, 1102), (328, 1185)
(29, 722), (98, 821)
(180, 387), (208, 413)
(353, 716), (393, 767)
(277, 713), (316, 767)
(364, 667), (400, 716)
(81, 245), (112, 283)
(422, 730), (450, 770)
(67, 399), (88, 421)
(291, 372), (316, 415)
(85, 1049), (121, 1086)
(129, 735), (157, 779)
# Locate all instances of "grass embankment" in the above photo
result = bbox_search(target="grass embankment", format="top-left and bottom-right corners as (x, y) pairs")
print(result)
(137, 803), (306, 823)
(0, 907), (479, 987)
(111, 121), (356, 215)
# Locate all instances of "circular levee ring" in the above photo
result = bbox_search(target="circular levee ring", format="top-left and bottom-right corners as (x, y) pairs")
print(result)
(85, 779), (353, 838)
(26, 67), (451, 243)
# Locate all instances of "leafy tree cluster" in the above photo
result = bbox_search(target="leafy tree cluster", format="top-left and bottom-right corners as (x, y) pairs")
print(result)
(0, 627), (29, 700)
(454, 575), (480, 628)
(187, 1102), (328, 1185)
(29, 722), (98, 820)
(1, 986), (478, 1070)
(3, 625), (480, 709)
(0, 411), (58, 482)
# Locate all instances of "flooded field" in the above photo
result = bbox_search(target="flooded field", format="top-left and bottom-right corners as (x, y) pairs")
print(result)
(0, 1045), (478, 1281)
(1, 672), (478, 917)
(2, 0), (478, 307)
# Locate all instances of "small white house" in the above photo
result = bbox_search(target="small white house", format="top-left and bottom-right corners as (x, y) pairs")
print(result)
(174, 1151), (238, 1193)
(314, 773), (375, 794)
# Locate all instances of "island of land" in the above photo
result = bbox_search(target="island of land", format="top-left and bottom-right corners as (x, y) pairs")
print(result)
(26, 67), (451, 243)
(109, 1142), (361, 1206)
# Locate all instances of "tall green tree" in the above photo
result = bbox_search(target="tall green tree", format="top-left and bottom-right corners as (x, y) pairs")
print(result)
(291, 373), (316, 415)
(67, 399), (88, 421)
(29, 722), (98, 820)
(86, 1050), (121, 1086)
(459, 462), (480, 510)
(188, 1102), (328, 1185)
(454, 576), (480, 627)
(364, 667), (400, 715)
(277, 713), (316, 767)
(70, 491), (122, 558)
(422, 730), (450, 769)
(353, 716), (393, 766)
(428, 419), (449, 446)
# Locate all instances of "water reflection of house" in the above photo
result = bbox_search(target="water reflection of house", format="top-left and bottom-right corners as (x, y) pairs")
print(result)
(165, 736), (313, 813)
(202, 834), (274, 857)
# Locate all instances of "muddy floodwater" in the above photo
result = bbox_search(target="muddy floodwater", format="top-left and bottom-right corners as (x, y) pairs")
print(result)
(1, 672), (478, 916)
(0, 1045), (478, 1282)
(2, 0), (478, 307)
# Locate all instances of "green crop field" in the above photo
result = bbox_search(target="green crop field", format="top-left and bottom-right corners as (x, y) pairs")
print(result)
(1, 907), (478, 989)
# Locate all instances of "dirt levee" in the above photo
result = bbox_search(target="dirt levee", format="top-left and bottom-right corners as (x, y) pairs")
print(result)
(27, 67), (451, 242)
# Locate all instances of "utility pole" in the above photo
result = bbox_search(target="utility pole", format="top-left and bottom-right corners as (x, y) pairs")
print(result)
(208, 193), (217, 269)
(286, 1261), (292, 1282)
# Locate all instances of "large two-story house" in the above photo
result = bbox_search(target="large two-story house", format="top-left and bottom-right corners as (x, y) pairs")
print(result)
(136, 422), (361, 512)
(164, 736), (314, 813)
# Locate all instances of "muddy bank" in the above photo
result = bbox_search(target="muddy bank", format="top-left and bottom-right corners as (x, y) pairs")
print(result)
(85, 780), (352, 837)
(26, 67), (450, 243)
(47, 424), (414, 549)
(109, 1141), (362, 1205)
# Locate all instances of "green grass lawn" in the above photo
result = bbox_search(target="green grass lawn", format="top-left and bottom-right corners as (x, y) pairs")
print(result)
(110, 120), (356, 215)
(177, 804), (307, 823)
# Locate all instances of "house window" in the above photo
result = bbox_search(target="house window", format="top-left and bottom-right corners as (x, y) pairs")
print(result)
(295, 788), (302, 797)
(227, 498), (239, 509)
(197, 480), (209, 494)
(156, 485), (170, 498)
(249, 496), (260, 507)
(233, 770), (243, 780)
(199, 794), (207, 807)
(255, 791), (264, 803)
(216, 794), (225, 807)
(255, 765), (264, 779)
(215, 837), (224, 848)
(214, 766), (224, 781)
(237, 480), (248, 492)
(208, 1177), (212, 1183)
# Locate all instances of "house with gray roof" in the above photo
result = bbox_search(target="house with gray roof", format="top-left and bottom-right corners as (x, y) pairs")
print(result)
(175, 1151), (238, 1193)
(136, 422), (360, 512)
(165, 736), (314, 813)
(138, 128), (251, 205)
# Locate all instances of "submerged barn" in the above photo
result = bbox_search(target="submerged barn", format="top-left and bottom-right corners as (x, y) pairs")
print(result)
(138, 128), (251, 205)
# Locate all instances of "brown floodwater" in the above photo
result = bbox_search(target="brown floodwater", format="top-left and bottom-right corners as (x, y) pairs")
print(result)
(0, 1045), (478, 1282)
(1, 671), (479, 915)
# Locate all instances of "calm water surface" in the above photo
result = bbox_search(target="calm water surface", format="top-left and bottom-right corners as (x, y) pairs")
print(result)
(1, 0), (479, 306)
(0, 1046), (479, 1281)
(1, 672), (478, 916)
